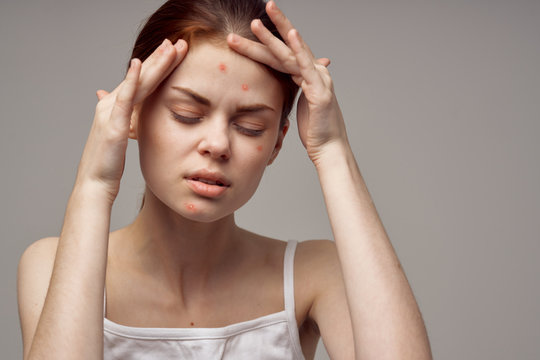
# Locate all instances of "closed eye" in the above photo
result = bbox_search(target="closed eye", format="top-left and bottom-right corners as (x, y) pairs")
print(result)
(233, 123), (264, 137)
(170, 111), (201, 124)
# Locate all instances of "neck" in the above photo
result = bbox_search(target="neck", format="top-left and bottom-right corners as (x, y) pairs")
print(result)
(120, 189), (244, 297)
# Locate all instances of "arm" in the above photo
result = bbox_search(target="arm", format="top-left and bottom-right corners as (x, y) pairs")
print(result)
(17, 38), (188, 360)
(314, 142), (432, 360)
(18, 185), (114, 360)
(228, 2), (432, 358)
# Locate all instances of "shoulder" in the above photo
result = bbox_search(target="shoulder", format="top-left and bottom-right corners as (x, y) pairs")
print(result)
(17, 237), (59, 353)
(18, 236), (59, 308)
(18, 236), (59, 275)
(294, 239), (342, 305)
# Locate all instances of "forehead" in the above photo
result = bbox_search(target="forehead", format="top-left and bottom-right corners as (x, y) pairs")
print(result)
(161, 41), (283, 107)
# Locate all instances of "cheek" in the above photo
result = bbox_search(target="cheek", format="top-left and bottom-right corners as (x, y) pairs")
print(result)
(138, 113), (189, 180)
(234, 140), (275, 176)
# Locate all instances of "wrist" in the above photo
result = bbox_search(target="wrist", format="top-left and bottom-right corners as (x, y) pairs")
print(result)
(311, 139), (354, 171)
(71, 179), (117, 208)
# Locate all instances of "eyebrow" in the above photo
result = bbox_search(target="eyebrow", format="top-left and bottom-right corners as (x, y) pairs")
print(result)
(171, 86), (276, 113)
(171, 86), (211, 106)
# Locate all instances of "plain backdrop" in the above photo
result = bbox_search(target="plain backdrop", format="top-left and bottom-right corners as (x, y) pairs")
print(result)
(1, 0), (539, 359)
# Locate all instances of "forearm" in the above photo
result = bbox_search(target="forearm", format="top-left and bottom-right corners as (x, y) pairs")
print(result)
(28, 182), (112, 360)
(315, 141), (432, 360)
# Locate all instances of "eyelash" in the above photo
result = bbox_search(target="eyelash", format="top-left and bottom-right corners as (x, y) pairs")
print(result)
(170, 112), (201, 124)
(233, 124), (264, 137)
(170, 111), (264, 137)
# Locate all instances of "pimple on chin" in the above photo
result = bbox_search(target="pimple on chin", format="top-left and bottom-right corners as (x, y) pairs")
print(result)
(241, 83), (249, 91)
(186, 203), (196, 211)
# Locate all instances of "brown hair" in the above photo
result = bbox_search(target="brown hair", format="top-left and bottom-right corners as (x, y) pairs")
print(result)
(130, 0), (299, 128)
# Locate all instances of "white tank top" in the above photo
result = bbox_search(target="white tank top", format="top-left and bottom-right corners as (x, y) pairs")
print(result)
(103, 240), (305, 359)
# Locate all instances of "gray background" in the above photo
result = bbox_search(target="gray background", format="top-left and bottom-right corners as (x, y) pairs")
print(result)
(1, 0), (539, 359)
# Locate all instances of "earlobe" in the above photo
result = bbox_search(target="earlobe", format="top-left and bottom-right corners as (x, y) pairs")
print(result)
(267, 119), (289, 165)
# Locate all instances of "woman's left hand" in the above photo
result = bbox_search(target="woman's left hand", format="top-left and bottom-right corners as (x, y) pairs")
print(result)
(227, 0), (349, 164)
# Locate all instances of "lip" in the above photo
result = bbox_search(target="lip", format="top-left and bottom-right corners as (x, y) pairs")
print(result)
(185, 169), (231, 198)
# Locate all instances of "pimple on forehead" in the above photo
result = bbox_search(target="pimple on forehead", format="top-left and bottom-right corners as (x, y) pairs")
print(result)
(241, 84), (249, 91)
(218, 63), (227, 72)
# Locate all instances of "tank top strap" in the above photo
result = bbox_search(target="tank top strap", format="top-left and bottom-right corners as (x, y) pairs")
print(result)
(283, 239), (302, 357)
(283, 240), (298, 315)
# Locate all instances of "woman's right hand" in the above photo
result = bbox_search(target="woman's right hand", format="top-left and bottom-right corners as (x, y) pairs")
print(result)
(75, 38), (188, 202)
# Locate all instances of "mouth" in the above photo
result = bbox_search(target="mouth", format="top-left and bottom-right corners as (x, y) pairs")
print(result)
(188, 176), (229, 187)
(186, 170), (231, 187)
(185, 170), (231, 198)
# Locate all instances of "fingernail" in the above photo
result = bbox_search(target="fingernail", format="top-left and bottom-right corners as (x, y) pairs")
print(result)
(158, 39), (171, 53)
(174, 39), (184, 50)
(228, 33), (238, 44)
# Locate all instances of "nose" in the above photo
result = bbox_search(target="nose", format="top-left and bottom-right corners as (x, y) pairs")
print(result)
(197, 118), (231, 161)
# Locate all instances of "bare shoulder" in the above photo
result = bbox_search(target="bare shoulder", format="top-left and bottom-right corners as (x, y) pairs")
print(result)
(18, 236), (60, 309)
(295, 239), (342, 298)
(17, 237), (59, 354)
(18, 236), (59, 277)
(295, 239), (355, 359)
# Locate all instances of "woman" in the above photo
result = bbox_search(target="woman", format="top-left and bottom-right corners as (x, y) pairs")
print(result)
(17, 0), (432, 359)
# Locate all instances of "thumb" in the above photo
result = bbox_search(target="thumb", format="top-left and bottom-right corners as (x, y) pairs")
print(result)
(96, 89), (110, 101)
(317, 57), (331, 67)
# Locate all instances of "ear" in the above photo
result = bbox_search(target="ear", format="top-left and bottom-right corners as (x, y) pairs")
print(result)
(128, 104), (142, 140)
(267, 119), (289, 165)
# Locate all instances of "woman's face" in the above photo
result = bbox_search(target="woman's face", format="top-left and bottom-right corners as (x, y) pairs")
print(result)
(134, 41), (287, 222)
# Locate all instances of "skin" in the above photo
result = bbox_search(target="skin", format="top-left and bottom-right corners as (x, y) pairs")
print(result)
(17, 1), (432, 360)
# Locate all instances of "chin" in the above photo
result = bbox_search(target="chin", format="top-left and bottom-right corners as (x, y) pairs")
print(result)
(179, 207), (231, 223)
(172, 198), (242, 223)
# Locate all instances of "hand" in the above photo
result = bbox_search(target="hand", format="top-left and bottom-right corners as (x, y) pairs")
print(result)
(227, 1), (348, 163)
(75, 39), (188, 201)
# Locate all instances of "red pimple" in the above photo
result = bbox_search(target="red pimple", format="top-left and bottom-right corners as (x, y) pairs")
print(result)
(190, 322), (194, 326)
(186, 203), (196, 211)
(256, 145), (263, 152)
(241, 83), (249, 91)
(218, 63), (227, 72)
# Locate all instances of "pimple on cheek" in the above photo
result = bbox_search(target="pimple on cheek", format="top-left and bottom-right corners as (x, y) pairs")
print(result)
(241, 84), (249, 91)
(256, 145), (263, 152)
(218, 63), (227, 72)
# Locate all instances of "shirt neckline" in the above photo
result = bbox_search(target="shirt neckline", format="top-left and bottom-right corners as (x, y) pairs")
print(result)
(103, 309), (288, 340)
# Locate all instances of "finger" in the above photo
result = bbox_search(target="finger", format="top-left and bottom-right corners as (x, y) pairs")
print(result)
(133, 38), (187, 104)
(250, 19), (297, 70)
(96, 89), (109, 101)
(317, 58), (331, 67)
(109, 58), (141, 127)
(227, 33), (284, 71)
(266, 1), (315, 59)
(288, 29), (323, 87)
